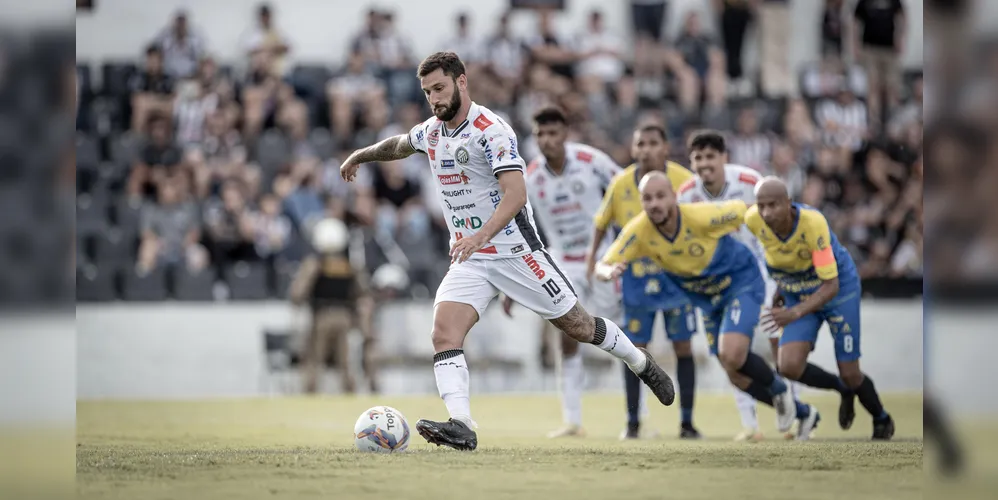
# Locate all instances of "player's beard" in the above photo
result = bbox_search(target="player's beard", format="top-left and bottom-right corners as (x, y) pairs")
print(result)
(435, 87), (463, 122)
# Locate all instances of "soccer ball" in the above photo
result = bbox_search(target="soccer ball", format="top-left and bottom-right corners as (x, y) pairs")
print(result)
(353, 406), (411, 453)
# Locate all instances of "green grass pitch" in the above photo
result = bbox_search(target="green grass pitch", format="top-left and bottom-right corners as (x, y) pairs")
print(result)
(77, 393), (923, 500)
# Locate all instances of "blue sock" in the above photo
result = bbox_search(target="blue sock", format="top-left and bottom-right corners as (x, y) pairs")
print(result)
(770, 376), (788, 396)
(676, 356), (695, 425)
(623, 362), (641, 426)
(795, 400), (811, 419)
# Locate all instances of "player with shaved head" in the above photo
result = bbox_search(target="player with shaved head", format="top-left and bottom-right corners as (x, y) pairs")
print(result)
(747, 177), (895, 440)
(596, 170), (819, 438)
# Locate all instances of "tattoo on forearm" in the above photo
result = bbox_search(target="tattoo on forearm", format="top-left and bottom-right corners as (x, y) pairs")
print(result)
(349, 135), (416, 164)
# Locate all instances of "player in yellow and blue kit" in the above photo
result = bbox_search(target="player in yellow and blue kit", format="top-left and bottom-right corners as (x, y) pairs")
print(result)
(586, 124), (699, 439)
(596, 170), (814, 436)
(749, 178), (894, 440)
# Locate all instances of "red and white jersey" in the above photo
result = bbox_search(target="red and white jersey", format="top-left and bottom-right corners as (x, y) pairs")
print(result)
(677, 163), (766, 264)
(408, 102), (540, 259)
(524, 143), (621, 271)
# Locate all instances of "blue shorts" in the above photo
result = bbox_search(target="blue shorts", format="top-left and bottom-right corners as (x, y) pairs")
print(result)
(779, 290), (861, 362)
(701, 287), (764, 356)
(623, 304), (696, 345)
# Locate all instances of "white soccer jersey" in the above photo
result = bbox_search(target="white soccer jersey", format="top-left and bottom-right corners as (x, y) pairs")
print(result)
(524, 142), (621, 269)
(408, 102), (541, 259)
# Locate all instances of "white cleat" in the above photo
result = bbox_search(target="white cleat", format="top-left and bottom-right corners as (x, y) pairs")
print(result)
(734, 428), (765, 442)
(795, 405), (820, 441)
(547, 424), (586, 438)
(773, 389), (798, 433)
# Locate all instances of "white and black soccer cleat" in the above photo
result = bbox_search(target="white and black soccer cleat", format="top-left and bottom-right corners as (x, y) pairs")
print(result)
(415, 418), (478, 451)
(635, 348), (676, 406)
(773, 389), (798, 433)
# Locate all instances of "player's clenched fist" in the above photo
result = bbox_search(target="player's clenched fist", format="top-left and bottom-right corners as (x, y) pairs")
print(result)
(594, 262), (627, 282)
(449, 233), (489, 263)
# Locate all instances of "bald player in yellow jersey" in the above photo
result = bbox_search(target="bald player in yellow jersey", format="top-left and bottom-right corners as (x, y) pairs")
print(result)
(585, 124), (701, 439)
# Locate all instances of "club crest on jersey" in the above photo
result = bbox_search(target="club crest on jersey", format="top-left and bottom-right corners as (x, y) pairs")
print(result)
(798, 249), (810, 261)
(572, 181), (585, 194)
(689, 243), (705, 257)
(456, 146), (470, 164)
(440, 159), (455, 169)
(428, 129), (440, 147)
(438, 171), (471, 185)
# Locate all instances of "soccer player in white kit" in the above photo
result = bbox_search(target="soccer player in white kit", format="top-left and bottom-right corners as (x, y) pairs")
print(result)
(339, 52), (676, 451)
(676, 148), (803, 441)
(501, 106), (623, 437)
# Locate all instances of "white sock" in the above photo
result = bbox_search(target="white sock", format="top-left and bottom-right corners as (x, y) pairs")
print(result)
(735, 388), (759, 430)
(591, 317), (647, 373)
(432, 349), (476, 428)
(789, 379), (802, 401)
(560, 351), (584, 426)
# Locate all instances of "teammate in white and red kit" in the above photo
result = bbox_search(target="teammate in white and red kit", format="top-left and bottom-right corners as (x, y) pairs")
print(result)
(339, 52), (676, 451)
(503, 106), (623, 438)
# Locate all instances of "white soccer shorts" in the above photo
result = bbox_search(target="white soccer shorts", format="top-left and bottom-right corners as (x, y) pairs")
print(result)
(435, 250), (578, 320)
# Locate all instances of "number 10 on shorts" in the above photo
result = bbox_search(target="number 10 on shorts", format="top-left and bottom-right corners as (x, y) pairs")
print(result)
(542, 279), (561, 298)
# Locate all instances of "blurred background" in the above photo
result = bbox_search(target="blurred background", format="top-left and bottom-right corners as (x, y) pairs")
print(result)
(73, 0), (926, 401)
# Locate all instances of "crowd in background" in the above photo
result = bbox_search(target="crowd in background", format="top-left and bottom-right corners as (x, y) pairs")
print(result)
(75, 1), (924, 301)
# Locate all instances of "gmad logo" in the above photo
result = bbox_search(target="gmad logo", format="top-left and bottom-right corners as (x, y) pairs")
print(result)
(452, 215), (482, 229)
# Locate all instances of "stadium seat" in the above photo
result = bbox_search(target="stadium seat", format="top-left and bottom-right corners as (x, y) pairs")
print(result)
(93, 227), (136, 265)
(254, 129), (291, 172)
(110, 131), (143, 168)
(260, 329), (300, 395)
(121, 266), (169, 301)
(224, 261), (270, 300)
(113, 196), (144, 234)
(100, 62), (137, 99)
(173, 266), (215, 301)
(308, 128), (335, 160)
(76, 264), (118, 302)
(76, 193), (108, 237)
(291, 64), (331, 100)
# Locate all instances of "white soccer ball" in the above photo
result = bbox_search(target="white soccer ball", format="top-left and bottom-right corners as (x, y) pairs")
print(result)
(353, 406), (411, 453)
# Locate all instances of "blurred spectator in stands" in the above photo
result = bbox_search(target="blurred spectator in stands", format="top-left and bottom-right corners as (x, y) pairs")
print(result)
(173, 80), (216, 150)
(816, 84), (869, 153)
(771, 142), (805, 199)
(715, 0), (753, 97)
(128, 113), (184, 200)
(822, 0), (846, 57)
(574, 10), (625, 94)
(278, 159), (326, 231)
(365, 160), (424, 243)
(757, 0), (793, 97)
(484, 11), (526, 89)
(156, 11), (206, 80)
(783, 98), (819, 154)
(249, 192), (292, 260)
(351, 9), (382, 64)
(189, 110), (260, 200)
(129, 45), (175, 132)
(242, 3), (291, 78)
(673, 11), (727, 110)
(289, 217), (372, 394)
(888, 74), (922, 139)
(851, 0), (905, 123)
(802, 55), (867, 100)
(136, 179), (207, 274)
(197, 58), (241, 129)
(526, 9), (577, 81)
(377, 102), (427, 183)
(728, 106), (772, 172)
(889, 218), (922, 277)
(203, 180), (258, 266)
(810, 145), (847, 207)
(327, 50), (387, 147)
(240, 60), (279, 138)
(369, 10), (413, 72)
(439, 12), (482, 68)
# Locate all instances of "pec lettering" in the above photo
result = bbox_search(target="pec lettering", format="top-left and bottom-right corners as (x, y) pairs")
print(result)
(522, 254), (546, 280)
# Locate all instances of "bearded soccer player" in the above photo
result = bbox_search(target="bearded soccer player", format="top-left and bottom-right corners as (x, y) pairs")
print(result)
(676, 131), (809, 440)
(502, 106), (624, 438)
(748, 177), (895, 440)
(339, 52), (675, 451)
(596, 170), (818, 437)
(587, 124), (700, 440)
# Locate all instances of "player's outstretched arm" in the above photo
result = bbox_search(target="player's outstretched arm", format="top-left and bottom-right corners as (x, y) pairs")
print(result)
(340, 135), (417, 182)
